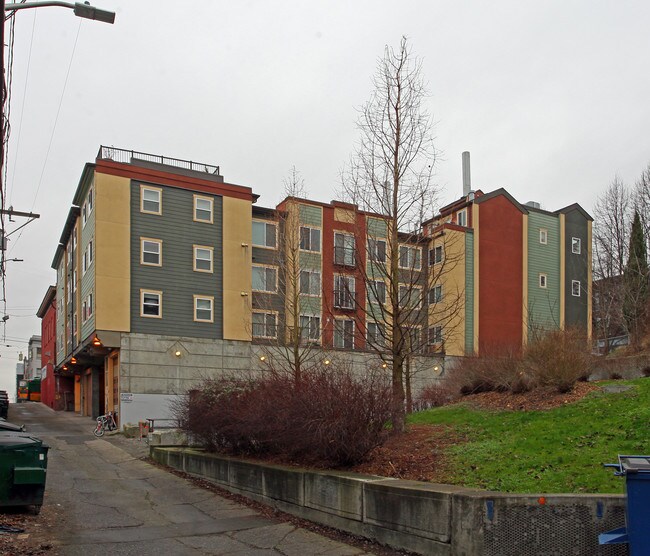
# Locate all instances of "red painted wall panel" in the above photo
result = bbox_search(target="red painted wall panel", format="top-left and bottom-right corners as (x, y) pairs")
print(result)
(40, 302), (56, 409)
(478, 196), (523, 353)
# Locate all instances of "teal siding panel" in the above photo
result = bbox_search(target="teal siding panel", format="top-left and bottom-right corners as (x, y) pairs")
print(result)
(299, 204), (322, 226)
(367, 217), (387, 238)
(80, 183), (96, 342)
(464, 233), (474, 355)
(300, 251), (322, 269)
(130, 182), (223, 339)
(527, 212), (561, 333)
(300, 296), (321, 315)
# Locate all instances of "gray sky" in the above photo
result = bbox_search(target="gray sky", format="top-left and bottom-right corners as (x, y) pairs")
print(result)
(2, 1), (650, 397)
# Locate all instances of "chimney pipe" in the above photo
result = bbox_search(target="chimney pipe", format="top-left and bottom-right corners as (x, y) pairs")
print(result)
(462, 151), (471, 196)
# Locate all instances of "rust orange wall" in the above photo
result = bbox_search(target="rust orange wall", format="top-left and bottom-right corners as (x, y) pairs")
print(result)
(478, 196), (523, 353)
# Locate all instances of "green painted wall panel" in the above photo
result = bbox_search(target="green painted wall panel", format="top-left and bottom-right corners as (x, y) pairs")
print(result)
(300, 251), (321, 269)
(527, 211), (561, 333)
(80, 181), (96, 342)
(367, 217), (387, 238)
(299, 204), (322, 226)
(299, 296), (321, 315)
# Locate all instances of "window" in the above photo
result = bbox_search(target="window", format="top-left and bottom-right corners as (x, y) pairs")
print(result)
(572, 237), (581, 254)
(72, 229), (77, 251)
(88, 186), (93, 213)
(368, 280), (386, 304)
(141, 290), (162, 317)
(83, 240), (94, 274)
(334, 232), (355, 266)
(428, 326), (443, 345)
(141, 186), (162, 215)
(334, 319), (355, 349)
(82, 301), (87, 322)
(334, 274), (355, 309)
(300, 315), (321, 343)
(572, 280), (581, 297)
(429, 245), (443, 265)
(539, 228), (548, 245)
(399, 246), (422, 270)
(193, 245), (213, 273)
(252, 312), (277, 338)
(73, 269), (77, 292)
(367, 321), (386, 347)
(82, 293), (93, 323)
(87, 293), (93, 318)
(193, 195), (213, 223)
(72, 313), (77, 336)
(429, 284), (442, 304)
(194, 295), (214, 322)
(539, 273), (548, 289)
(82, 204), (88, 227)
(141, 238), (162, 266)
(399, 284), (422, 308)
(368, 238), (386, 263)
(252, 265), (277, 292)
(299, 226), (321, 252)
(457, 210), (467, 227)
(299, 269), (321, 296)
(252, 220), (277, 248)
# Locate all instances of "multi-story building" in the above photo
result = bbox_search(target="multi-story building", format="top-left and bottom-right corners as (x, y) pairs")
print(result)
(50, 147), (591, 425)
(36, 286), (59, 409)
(23, 336), (42, 381)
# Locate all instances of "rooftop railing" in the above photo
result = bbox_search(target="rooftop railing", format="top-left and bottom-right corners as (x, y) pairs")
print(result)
(97, 146), (220, 176)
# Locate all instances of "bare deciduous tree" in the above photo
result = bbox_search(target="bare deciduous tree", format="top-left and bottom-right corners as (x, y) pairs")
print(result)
(339, 37), (458, 432)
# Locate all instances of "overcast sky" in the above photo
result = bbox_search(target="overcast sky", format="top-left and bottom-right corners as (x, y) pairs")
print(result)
(2, 1), (650, 398)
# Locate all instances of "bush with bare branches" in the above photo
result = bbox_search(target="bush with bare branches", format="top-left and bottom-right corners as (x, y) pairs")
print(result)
(174, 364), (392, 466)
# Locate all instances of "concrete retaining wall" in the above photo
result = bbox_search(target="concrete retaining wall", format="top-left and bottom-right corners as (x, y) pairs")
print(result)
(151, 447), (627, 556)
(590, 353), (650, 381)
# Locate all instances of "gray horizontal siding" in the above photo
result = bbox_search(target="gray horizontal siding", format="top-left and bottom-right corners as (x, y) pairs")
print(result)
(130, 181), (223, 339)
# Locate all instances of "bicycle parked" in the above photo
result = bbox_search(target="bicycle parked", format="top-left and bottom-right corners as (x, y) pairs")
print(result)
(93, 411), (118, 437)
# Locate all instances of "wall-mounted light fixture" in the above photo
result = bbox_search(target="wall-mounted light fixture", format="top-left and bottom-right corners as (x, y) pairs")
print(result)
(71, 357), (77, 364)
(433, 365), (440, 372)
(259, 355), (266, 362)
(240, 292), (248, 297)
(324, 359), (331, 366)
(382, 362), (388, 369)
(92, 336), (102, 347)
(174, 350), (182, 357)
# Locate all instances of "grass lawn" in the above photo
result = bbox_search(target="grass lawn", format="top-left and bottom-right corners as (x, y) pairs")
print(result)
(408, 378), (650, 494)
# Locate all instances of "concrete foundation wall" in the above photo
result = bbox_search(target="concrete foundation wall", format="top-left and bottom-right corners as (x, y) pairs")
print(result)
(151, 447), (627, 556)
(590, 353), (650, 381)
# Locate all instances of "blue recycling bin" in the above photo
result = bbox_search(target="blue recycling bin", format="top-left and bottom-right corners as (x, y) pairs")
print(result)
(599, 455), (650, 555)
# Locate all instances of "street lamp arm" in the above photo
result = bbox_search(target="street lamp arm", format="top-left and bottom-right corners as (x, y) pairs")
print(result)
(5, 1), (115, 24)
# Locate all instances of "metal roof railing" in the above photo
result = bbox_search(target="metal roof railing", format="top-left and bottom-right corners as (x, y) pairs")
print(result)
(97, 146), (220, 175)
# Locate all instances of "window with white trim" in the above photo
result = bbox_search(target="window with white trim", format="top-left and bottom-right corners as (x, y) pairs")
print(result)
(334, 319), (355, 349)
(193, 245), (213, 273)
(141, 186), (162, 215)
(429, 245), (443, 265)
(194, 295), (214, 322)
(141, 290), (162, 317)
(572, 280), (581, 297)
(334, 274), (355, 309)
(539, 273), (548, 288)
(252, 265), (277, 292)
(367, 321), (386, 347)
(428, 325), (443, 345)
(194, 195), (213, 223)
(457, 209), (467, 227)
(572, 237), (581, 254)
(299, 315), (321, 343)
(87, 292), (93, 318)
(428, 284), (442, 304)
(368, 238), (386, 263)
(73, 269), (77, 292)
(539, 228), (548, 245)
(299, 269), (321, 296)
(252, 220), (277, 248)
(299, 226), (321, 252)
(141, 238), (162, 266)
(334, 232), (355, 266)
(252, 312), (277, 339)
(368, 280), (386, 304)
(399, 245), (422, 270)
(82, 240), (94, 274)
(399, 284), (422, 308)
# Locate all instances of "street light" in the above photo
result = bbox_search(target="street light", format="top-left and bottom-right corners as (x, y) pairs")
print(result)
(5, 1), (116, 24)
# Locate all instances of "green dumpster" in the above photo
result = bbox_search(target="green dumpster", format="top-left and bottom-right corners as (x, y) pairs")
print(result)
(0, 432), (49, 514)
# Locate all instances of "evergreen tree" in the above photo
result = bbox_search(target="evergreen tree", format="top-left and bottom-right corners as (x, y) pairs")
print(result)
(623, 210), (649, 346)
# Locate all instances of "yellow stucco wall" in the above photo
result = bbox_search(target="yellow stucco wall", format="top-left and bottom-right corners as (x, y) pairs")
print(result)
(95, 172), (131, 332)
(430, 228), (466, 357)
(223, 196), (252, 341)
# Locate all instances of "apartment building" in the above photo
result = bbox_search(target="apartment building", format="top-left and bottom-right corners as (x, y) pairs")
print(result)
(48, 146), (591, 424)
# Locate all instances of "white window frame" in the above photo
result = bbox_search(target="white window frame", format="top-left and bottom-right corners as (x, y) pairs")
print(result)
(333, 318), (355, 350)
(193, 245), (214, 273)
(193, 195), (214, 224)
(87, 292), (93, 318)
(334, 232), (355, 266)
(141, 289), (162, 318)
(252, 311), (278, 339)
(457, 209), (467, 227)
(193, 295), (214, 323)
(299, 226), (321, 252)
(539, 228), (548, 245)
(399, 245), (422, 270)
(368, 238), (387, 263)
(366, 321), (386, 348)
(140, 185), (162, 215)
(299, 269), (321, 296)
(571, 280), (581, 297)
(299, 314), (321, 344)
(141, 238), (162, 266)
(368, 280), (386, 305)
(334, 274), (355, 309)
(252, 264), (278, 293)
(252, 220), (277, 249)
(430, 245), (443, 266)
(428, 325), (443, 345)
(429, 284), (442, 304)
(539, 273), (548, 289)
(399, 284), (422, 308)
(572, 237), (581, 254)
